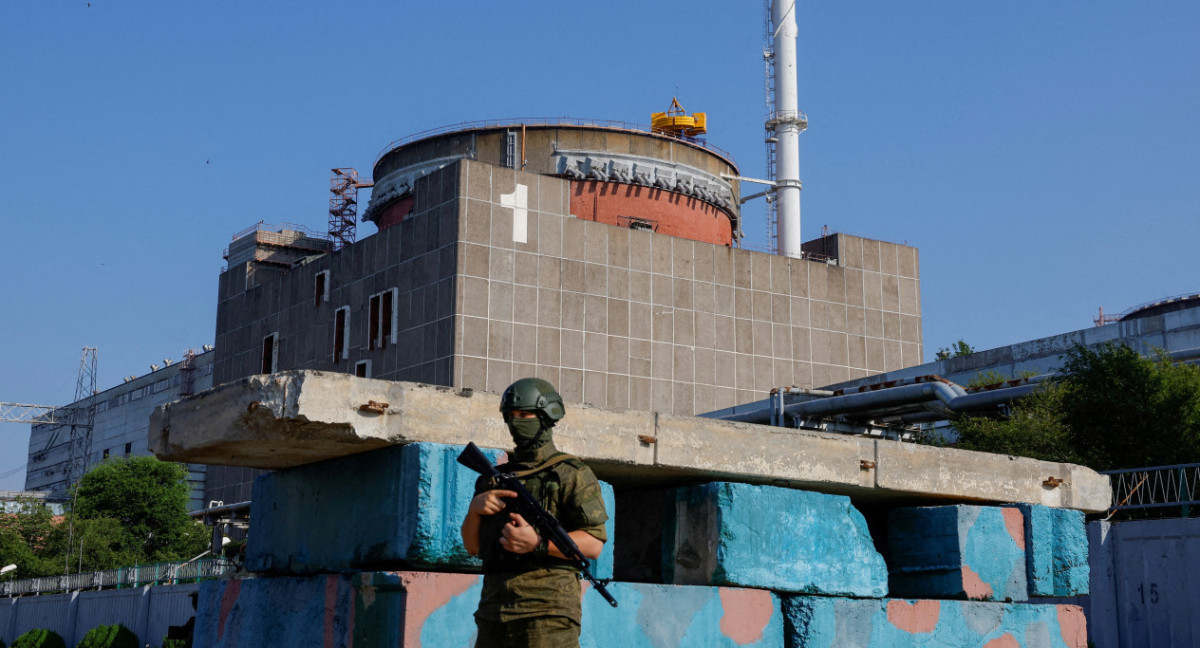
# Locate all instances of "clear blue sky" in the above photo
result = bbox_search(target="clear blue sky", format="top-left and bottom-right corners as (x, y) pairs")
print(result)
(3, 1), (1199, 490)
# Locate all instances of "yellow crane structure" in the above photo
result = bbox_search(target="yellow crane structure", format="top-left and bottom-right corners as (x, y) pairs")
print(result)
(651, 97), (707, 138)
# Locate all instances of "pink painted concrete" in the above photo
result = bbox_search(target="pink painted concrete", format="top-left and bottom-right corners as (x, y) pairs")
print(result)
(885, 600), (940, 634)
(961, 566), (994, 600)
(1057, 605), (1088, 648)
(717, 588), (774, 644)
(217, 578), (241, 641)
(982, 634), (1020, 648)
(1001, 508), (1025, 550)
(399, 571), (481, 648)
(323, 574), (338, 648)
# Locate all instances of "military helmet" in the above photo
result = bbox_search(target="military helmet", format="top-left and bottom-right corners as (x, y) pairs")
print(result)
(500, 377), (566, 423)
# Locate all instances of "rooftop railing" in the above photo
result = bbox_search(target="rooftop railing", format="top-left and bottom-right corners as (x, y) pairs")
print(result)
(374, 117), (737, 167)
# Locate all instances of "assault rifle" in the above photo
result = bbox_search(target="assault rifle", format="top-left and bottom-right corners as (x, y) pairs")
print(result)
(457, 442), (618, 608)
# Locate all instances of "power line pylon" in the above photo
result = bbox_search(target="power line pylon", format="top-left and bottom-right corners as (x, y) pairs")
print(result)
(65, 347), (98, 489)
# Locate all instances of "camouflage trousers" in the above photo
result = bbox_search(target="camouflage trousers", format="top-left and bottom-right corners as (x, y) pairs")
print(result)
(475, 616), (581, 648)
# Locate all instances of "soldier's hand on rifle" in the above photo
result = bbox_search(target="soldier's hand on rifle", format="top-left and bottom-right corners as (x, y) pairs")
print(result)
(469, 489), (517, 516)
(499, 512), (542, 554)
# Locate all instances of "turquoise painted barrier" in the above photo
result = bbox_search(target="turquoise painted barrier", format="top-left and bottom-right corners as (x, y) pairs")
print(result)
(246, 442), (615, 578)
(663, 482), (888, 597)
(782, 596), (1087, 648)
(888, 505), (1028, 602)
(1016, 504), (1089, 597)
(194, 571), (784, 647)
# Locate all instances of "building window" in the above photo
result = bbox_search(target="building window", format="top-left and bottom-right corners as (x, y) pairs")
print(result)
(368, 294), (381, 350)
(124, 442), (132, 455)
(314, 270), (330, 306)
(355, 360), (371, 378)
(261, 332), (279, 374)
(382, 288), (396, 347)
(368, 289), (398, 350)
(102, 449), (110, 459)
(334, 306), (350, 361)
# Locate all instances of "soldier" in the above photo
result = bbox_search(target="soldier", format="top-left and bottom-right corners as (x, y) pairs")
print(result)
(461, 378), (608, 647)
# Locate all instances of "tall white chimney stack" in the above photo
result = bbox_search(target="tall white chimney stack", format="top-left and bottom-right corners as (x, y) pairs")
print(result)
(770, 0), (806, 257)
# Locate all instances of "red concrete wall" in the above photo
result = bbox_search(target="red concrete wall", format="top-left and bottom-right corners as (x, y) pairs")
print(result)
(569, 180), (734, 246)
(375, 196), (415, 230)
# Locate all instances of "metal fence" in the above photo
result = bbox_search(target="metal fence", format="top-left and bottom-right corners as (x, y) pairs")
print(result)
(1104, 463), (1200, 514)
(0, 558), (232, 597)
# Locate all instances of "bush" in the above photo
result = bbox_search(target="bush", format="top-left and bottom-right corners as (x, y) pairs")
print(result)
(10, 628), (65, 648)
(75, 624), (138, 648)
(161, 640), (186, 648)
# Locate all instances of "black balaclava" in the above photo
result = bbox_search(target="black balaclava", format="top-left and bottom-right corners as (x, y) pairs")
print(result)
(506, 412), (555, 466)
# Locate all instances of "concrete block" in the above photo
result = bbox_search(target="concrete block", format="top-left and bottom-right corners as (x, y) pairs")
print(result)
(247, 442), (615, 578)
(888, 505), (1028, 602)
(1016, 504), (1089, 597)
(782, 596), (1087, 648)
(195, 572), (784, 648)
(664, 482), (887, 597)
(153, 371), (1112, 512)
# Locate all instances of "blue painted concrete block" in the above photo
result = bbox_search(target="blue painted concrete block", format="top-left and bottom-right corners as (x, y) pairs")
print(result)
(1017, 504), (1090, 597)
(247, 442), (615, 578)
(782, 596), (1088, 648)
(888, 505), (1028, 602)
(663, 482), (888, 597)
(196, 572), (785, 648)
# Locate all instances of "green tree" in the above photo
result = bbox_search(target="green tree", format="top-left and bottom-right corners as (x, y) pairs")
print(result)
(0, 498), (60, 577)
(70, 457), (208, 563)
(954, 381), (1076, 464)
(1057, 343), (1200, 470)
(952, 343), (1200, 470)
(936, 339), (975, 360)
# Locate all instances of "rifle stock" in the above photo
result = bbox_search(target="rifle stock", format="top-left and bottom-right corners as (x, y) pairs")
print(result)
(457, 442), (618, 607)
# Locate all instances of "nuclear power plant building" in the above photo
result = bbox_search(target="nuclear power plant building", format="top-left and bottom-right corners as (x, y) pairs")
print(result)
(209, 122), (922, 504)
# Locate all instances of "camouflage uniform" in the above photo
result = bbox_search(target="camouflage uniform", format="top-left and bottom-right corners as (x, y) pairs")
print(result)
(473, 443), (608, 648)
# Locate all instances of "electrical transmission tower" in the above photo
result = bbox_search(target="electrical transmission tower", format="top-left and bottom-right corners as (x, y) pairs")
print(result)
(65, 347), (99, 488)
(0, 346), (98, 496)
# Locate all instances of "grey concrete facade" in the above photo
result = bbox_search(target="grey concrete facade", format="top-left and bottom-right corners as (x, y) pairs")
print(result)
(210, 157), (921, 503)
(25, 350), (213, 510)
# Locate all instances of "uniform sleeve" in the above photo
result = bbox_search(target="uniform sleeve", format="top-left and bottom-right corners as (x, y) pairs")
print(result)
(557, 463), (609, 542)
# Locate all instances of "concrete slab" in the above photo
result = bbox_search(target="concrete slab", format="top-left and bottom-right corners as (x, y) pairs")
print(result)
(1017, 504), (1089, 597)
(151, 371), (1111, 512)
(782, 596), (1087, 648)
(888, 505), (1028, 602)
(245, 442), (616, 577)
(195, 572), (784, 648)
(664, 482), (888, 596)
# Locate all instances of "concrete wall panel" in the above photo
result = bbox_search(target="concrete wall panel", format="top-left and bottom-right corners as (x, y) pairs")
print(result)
(247, 442), (615, 577)
(0, 585), (198, 647)
(888, 505), (1028, 602)
(665, 482), (887, 596)
(196, 572), (784, 648)
(782, 596), (1086, 648)
(1017, 504), (1089, 597)
(1086, 517), (1200, 648)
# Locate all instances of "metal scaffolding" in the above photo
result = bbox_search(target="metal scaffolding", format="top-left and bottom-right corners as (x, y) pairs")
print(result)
(328, 168), (374, 250)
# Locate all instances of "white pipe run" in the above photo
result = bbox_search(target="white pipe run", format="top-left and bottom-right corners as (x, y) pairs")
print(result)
(771, 0), (803, 258)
